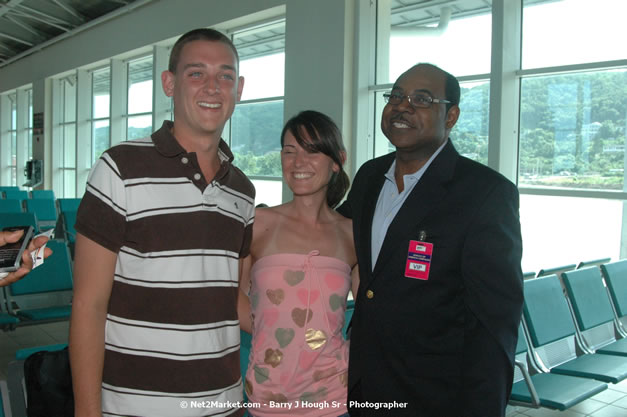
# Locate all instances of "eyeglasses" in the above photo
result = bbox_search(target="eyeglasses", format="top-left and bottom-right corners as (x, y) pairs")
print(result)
(383, 92), (451, 109)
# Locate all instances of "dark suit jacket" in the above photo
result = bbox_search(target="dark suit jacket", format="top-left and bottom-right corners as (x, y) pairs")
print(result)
(338, 140), (523, 417)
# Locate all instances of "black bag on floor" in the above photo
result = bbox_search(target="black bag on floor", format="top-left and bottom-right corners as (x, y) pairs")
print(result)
(23, 346), (74, 417)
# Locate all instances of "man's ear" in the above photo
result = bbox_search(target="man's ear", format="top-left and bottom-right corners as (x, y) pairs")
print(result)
(236, 76), (245, 102)
(445, 105), (460, 130)
(161, 70), (175, 97)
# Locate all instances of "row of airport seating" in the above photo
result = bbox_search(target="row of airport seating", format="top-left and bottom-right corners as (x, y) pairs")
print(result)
(0, 239), (74, 331)
(0, 186), (55, 201)
(0, 192), (80, 333)
(510, 259), (627, 411)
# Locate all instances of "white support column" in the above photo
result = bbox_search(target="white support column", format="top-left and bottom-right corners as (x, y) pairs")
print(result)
(373, 0), (392, 160)
(0, 94), (11, 185)
(16, 88), (29, 188)
(51, 78), (63, 195)
(283, 0), (355, 202)
(488, 0), (522, 184)
(31, 78), (46, 189)
(42, 78), (53, 190)
(351, 0), (377, 174)
(110, 58), (127, 146)
(621, 121), (627, 259)
(76, 68), (92, 197)
(153, 45), (171, 131)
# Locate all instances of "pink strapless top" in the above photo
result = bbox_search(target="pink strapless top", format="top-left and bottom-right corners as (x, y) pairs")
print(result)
(245, 252), (351, 416)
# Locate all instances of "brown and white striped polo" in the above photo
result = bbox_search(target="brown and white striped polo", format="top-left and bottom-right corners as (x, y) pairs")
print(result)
(75, 121), (254, 417)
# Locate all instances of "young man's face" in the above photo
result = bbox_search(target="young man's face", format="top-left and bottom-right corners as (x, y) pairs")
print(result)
(162, 40), (244, 138)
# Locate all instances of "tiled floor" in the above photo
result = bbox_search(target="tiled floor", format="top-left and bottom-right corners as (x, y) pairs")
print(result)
(506, 378), (627, 417)
(0, 321), (69, 380)
(1, 323), (627, 417)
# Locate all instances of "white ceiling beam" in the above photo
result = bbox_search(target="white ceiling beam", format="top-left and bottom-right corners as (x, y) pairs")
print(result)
(4, 14), (43, 38)
(51, 0), (87, 23)
(0, 31), (34, 46)
(0, 0), (26, 18)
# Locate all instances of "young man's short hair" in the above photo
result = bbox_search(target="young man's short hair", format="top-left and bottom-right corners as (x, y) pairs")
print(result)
(168, 28), (239, 73)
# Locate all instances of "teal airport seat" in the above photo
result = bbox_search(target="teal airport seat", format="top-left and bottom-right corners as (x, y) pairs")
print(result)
(0, 185), (19, 195)
(562, 267), (627, 356)
(537, 264), (576, 279)
(577, 258), (610, 270)
(523, 275), (627, 383)
(240, 329), (251, 404)
(0, 212), (38, 233)
(343, 299), (355, 339)
(25, 198), (58, 231)
(510, 324), (607, 410)
(4, 240), (73, 323)
(601, 260), (627, 337)
(56, 198), (81, 214)
(60, 210), (78, 259)
(30, 189), (55, 200)
(6, 343), (68, 417)
(0, 289), (20, 331)
(0, 199), (24, 213)
(3, 189), (28, 201)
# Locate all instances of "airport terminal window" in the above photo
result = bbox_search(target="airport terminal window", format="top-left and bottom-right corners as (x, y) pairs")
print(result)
(378, 1), (491, 84)
(522, 0), (627, 69)
(60, 76), (77, 198)
(230, 21), (285, 206)
(27, 89), (33, 161)
(127, 55), (153, 140)
(520, 194), (622, 273)
(518, 0), (627, 268)
(9, 93), (17, 186)
(92, 67), (110, 163)
(372, 1), (491, 165)
(519, 69), (627, 191)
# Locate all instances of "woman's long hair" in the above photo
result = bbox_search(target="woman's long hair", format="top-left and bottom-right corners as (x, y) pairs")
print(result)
(280, 110), (350, 208)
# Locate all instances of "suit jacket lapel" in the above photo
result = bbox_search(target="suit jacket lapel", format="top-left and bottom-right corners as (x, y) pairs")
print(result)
(372, 141), (459, 277)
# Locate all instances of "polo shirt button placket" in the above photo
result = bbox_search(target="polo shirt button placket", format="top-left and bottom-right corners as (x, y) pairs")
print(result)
(194, 173), (201, 181)
(181, 157), (189, 165)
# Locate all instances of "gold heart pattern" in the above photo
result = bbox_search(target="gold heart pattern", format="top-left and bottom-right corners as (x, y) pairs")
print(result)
(339, 371), (348, 387)
(292, 308), (313, 328)
(264, 348), (283, 368)
(313, 366), (337, 381)
(284, 269), (305, 286)
(305, 328), (327, 350)
(266, 288), (285, 305)
(263, 391), (289, 403)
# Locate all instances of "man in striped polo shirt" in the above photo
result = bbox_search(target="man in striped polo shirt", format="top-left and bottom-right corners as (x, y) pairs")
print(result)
(69, 28), (254, 417)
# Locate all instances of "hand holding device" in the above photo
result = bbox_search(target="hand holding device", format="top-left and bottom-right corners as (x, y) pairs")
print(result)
(0, 226), (34, 273)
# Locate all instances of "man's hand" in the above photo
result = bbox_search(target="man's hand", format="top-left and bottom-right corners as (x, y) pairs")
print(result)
(0, 229), (53, 286)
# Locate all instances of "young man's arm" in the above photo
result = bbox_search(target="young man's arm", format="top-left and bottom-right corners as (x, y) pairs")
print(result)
(69, 233), (117, 417)
(238, 255), (253, 334)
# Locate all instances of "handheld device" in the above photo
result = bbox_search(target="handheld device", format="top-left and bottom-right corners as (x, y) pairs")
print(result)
(0, 226), (34, 273)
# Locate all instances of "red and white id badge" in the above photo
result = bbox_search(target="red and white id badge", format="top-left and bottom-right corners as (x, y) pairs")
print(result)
(405, 240), (433, 280)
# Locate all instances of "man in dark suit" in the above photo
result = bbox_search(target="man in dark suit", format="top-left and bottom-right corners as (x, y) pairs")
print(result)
(338, 63), (523, 416)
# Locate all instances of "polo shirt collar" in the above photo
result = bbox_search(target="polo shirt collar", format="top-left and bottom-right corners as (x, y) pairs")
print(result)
(152, 120), (235, 164)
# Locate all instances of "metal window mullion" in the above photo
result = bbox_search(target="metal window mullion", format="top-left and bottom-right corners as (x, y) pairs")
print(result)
(76, 68), (91, 197)
(110, 58), (126, 146)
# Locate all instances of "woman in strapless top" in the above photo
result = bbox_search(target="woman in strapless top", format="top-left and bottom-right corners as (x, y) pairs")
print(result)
(239, 110), (359, 417)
